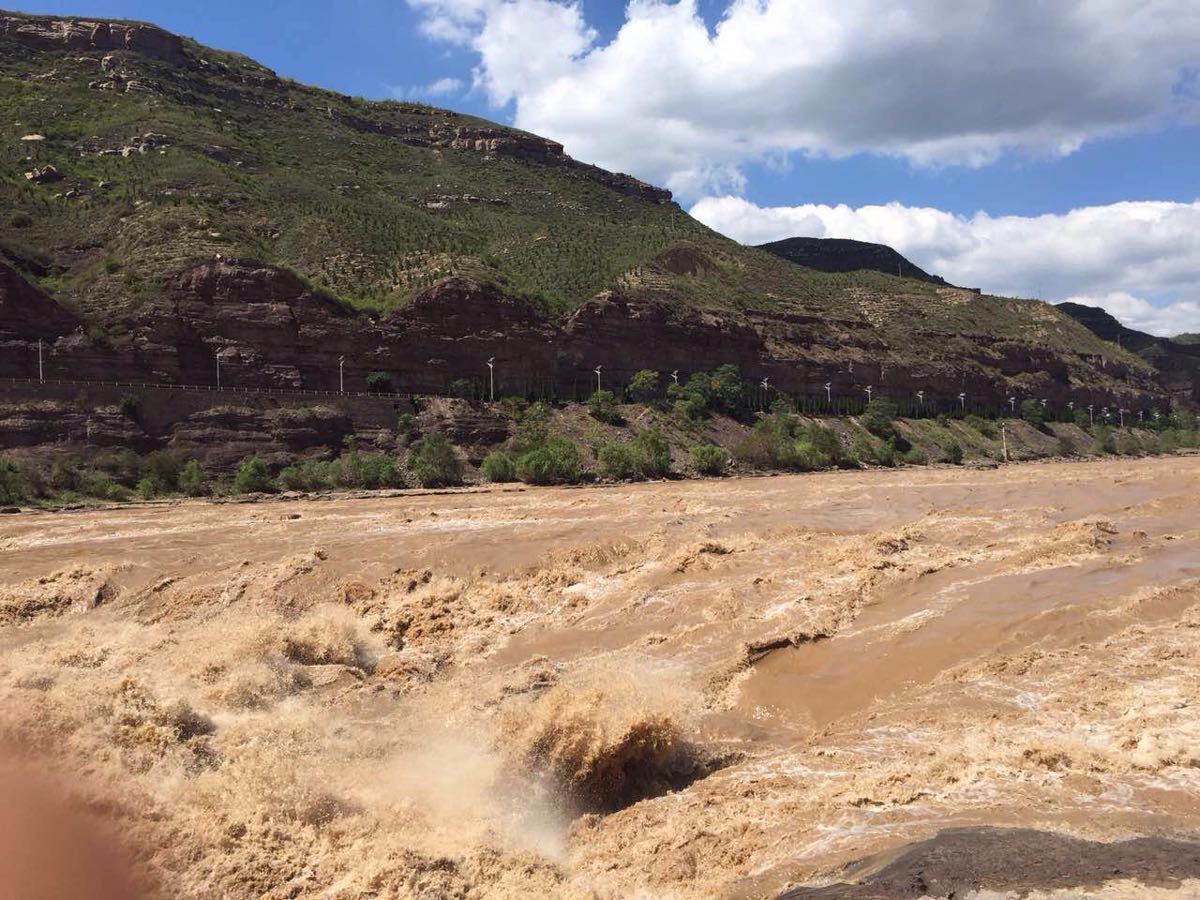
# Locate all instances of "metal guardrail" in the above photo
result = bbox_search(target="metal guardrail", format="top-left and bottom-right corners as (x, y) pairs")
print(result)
(1, 377), (412, 401)
(2, 377), (1182, 426)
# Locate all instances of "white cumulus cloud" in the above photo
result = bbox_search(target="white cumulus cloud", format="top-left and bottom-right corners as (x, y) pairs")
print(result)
(689, 196), (1200, 336)
(398, 76), (467, 100)
(407, 0), (1200, 196)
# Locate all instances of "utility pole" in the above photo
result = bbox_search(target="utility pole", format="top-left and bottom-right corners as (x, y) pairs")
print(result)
(338, 355), (345, 393)
(1001, 423), (1009, 463)
(487, 356), (495, 402)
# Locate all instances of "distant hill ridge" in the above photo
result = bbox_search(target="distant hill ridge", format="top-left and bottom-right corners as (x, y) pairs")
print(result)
(1057, 302), (1200, 404)
(758, 236), (955, 287)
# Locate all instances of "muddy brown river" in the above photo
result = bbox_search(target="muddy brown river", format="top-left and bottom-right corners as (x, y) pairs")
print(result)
(1, 456), (1198, 897)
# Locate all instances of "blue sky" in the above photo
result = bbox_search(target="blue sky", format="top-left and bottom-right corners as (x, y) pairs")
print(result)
(16, 0), (1200, 334)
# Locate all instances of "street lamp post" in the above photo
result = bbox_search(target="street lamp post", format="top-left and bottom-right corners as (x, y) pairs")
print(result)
(338, 355), (345, 393)
(1008, 396), (1017, 414)
(824, 382), (832, 404)
(1088, 404), (1094, 425)
(216, 350), (221, 389)
(760, 377), (770, 410)
(958, 392), (966, 410)
(865, 385), (873, 403)
(671, 370), (679, 385)
(37, 338), (44, 383)
(916, 390), (925, 414)
(594, 365), (602, 394)
(487, 356), (495, 402)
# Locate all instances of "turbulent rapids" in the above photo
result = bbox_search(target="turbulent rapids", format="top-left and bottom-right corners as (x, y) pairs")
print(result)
(2, 456), (1200, 897)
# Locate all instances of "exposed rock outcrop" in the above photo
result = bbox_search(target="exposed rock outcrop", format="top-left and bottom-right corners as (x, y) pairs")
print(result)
(0, 400), (150, 451)
(337, 115), (673, 204)
(0, 13), (185, 60)
(166, 404), (357, 469)
(23, 165), (62, 184)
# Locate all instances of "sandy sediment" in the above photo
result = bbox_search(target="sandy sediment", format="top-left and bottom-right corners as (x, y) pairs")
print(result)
(0, 456), (1198, 897)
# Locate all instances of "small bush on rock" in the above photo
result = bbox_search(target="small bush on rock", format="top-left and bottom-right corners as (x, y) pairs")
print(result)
(625, 370), (661, 403)
(234, 456), (275, 494)
(0, 459), (27, 505)
(597, 441), (637, 480)
(690, 443), (727, 475)
(481, 450), (517, 483)
(517, 436), (581, 485)
(407, 433), (463, 487)
(587, 390), (622, 424)
(177, 459), (207, 496)
(630, 427), (671, 478)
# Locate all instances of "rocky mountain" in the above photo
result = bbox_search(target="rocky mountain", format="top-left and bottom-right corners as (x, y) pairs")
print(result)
(1057, 302), (1200, 405)
(0, 9), (1177, 413)
(758, 236), (953, 287)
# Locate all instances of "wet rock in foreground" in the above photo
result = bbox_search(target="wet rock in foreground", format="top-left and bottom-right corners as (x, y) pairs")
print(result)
(780, 827), (1200, 898)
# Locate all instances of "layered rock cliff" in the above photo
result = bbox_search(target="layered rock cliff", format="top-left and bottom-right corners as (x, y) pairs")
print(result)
(0, 257), (1166, 412)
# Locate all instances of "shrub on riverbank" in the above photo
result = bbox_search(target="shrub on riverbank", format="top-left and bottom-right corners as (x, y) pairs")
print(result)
(407, 433), (463, 488)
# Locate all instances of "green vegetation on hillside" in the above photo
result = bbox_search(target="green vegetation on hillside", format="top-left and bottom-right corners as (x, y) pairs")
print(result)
(1, 402), (1195, 507)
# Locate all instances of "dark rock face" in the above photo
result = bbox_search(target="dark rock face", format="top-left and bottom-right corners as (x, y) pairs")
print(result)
(760, 237), (952, 287)
(0, 261), (80, 342)
(1058, 301), (1200, 403)
(0, 13), (185, 60)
